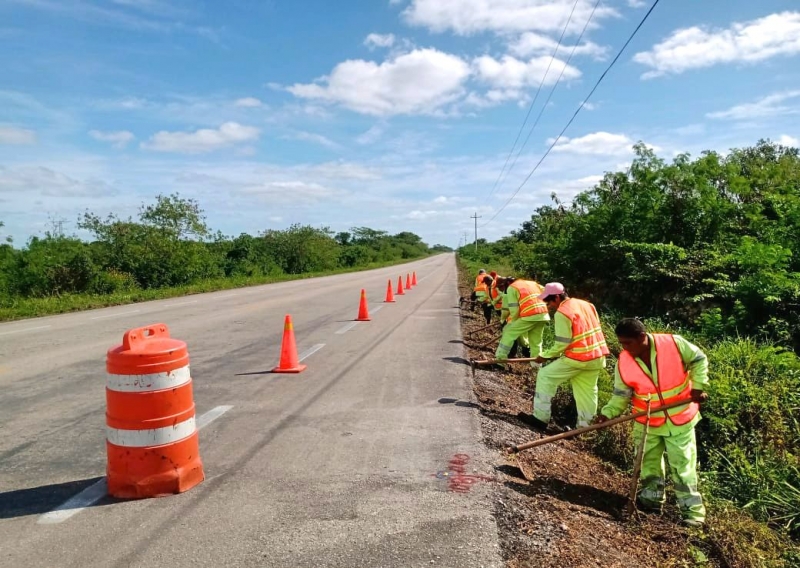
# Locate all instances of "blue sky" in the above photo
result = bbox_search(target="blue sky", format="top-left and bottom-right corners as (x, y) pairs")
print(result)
(1, 0), (799, 248)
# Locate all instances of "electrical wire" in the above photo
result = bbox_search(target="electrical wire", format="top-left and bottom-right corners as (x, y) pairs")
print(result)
(486, 0), (582, 198)
(482, 0), (661, 227)
(495, 0), (602, 194)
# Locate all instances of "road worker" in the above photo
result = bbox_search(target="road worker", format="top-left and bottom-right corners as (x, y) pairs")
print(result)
(469, 269), (488, 307)
(493, 276), (550, 369)
(474, 275), (494, 324)
(523, 283), (608, 430)
(488, 274), (504, 319)
(595, 318), (708, 527)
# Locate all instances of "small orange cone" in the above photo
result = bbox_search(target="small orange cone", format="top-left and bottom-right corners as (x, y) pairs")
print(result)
(396, 276), (405, 296)
(412, 271), (417, 286)
(385, 279), (395, 303)
(272, 314), (307, 373)
(406, 273), (412, 290)
(355, 289), (371, 321)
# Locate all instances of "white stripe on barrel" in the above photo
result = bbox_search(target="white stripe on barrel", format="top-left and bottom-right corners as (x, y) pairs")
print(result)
(106, 365), (191, 393)
(106, 416), (196, 447)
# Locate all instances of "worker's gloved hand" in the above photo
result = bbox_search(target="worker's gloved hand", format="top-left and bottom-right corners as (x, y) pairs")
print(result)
(690, 389), (709, 404)
(592, 414), (610, 425)
(533, 356), (547, 365)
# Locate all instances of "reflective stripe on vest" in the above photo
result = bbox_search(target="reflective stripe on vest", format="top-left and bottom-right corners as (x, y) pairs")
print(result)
(509, 280), (548, 318)
(618, 334), (698, 427)
(558, 298), (609, 361)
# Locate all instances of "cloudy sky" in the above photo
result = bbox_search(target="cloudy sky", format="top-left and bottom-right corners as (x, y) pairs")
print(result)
(1, 0), (799, 247)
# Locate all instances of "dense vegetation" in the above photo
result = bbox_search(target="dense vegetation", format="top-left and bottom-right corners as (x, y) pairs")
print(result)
(459, 139), (800, 561)
(0, 194), (449, 319)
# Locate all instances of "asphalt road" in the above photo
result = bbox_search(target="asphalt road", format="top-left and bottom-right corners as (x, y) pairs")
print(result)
(0, 253), (503, 568)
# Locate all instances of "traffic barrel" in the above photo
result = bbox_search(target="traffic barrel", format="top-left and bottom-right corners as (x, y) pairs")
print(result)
(105, 323), (204, 498)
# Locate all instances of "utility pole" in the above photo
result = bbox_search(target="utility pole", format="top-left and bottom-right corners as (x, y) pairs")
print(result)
(470, 212), (481, 252)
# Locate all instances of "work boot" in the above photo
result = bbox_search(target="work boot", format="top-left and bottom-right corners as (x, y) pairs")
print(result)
(516, 413), (549, 432)
(681, 518), (705, 529)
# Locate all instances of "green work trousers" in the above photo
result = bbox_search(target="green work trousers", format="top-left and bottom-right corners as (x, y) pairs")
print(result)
(532, 358), (599, 428)
(634, 422), (706, 523)
(495, 319), (546, 365)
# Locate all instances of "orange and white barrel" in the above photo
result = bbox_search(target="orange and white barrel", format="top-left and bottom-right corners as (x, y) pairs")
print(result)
(105, 323), (204, 498)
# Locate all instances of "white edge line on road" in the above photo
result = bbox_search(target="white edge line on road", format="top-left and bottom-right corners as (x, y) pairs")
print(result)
(0, 325), (51, 336)
(163, 300), (199, 308)
(335, 321), (359, 335)
(89, 309), (141, 321)
(298, 343), (325, 362)
(371, 305), (384, 314)
(213, 293), (239, 300)
(37, 405), (234, 525)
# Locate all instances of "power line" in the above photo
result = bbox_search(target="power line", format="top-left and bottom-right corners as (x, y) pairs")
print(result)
(482, 0), (662, 227)
(486, 0), (582, 199)
(494, 0), (602, 195)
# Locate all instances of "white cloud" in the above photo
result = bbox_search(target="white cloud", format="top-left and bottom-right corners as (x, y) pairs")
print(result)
(234, 97), (263, 108)
(364, 33), (396, 49)
(286, 131), (341, 150)
(142, 122), (260, 153)
(777, 134), (799, 147)
(473, 54), (580, 89)
(356, 124), (386, 145)
(707, 91), (800, 121)
(0, 165), (116, 197)
(402, 0), (618, 36)
(627, 0), (646, 7)
(634, 12), (800, 78)
(241, 181), (341, 203)
(287, 48), (470, 116)
(582, 101), (596, 110)
(0, 125), (36, 145)
(509, 32), (608, 59)
(89, 129), (135, 148)
(552, 132), (636, 155)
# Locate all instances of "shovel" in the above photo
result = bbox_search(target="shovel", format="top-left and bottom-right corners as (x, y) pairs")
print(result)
(504, 399), (691, 454)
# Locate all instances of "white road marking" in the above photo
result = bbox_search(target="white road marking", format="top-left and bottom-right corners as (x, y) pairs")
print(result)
(196, 405), (234, 429)
(37, 479), (109, 525)
(38, 405), (234, 525)
(371, 305), (384, 314)
(0, 325), (51, 336)
(298, 344), (325, 361)
(335, 321), (359, 335)
(163, 300), (198, 308)
(89, 309), (140, 321)
(213, 293), (239, 299)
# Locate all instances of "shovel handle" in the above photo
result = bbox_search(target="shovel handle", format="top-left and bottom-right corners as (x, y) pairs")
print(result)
(506, 399), (693, 453)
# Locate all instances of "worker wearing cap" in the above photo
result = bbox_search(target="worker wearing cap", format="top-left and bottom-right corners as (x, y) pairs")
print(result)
(469, 269), (487, 306)
(493, 277), (550, 369)
(524, 283), (609, 430)
(474, 275), (495, 324)
(595, 318), (708, 527)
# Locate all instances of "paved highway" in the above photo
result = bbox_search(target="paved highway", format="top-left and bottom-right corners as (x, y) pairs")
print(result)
(0, 253), (502, 568)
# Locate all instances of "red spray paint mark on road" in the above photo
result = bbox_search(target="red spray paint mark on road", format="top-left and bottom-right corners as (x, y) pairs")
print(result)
(432, 453), (495, 493)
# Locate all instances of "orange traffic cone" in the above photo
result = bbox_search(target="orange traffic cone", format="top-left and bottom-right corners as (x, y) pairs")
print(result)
(406, 273), (412, 289)
(272, 314), (307, 373)
(412, 271), (418, 286)
(396, 275), (405, 296)
(355, 289), (371, 321)
(385, 279), (395, 303)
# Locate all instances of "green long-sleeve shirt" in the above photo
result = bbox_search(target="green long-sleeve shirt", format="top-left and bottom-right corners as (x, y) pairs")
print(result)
(541, 311), (605, 370)
(503, 283), (550, 323)
(600, 334), (709, 434)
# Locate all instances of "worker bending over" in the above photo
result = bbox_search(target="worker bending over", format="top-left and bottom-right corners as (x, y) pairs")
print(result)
(493, 277), (550, 369)
(596, 318), (708, 527)
(525, 283), (608, 429)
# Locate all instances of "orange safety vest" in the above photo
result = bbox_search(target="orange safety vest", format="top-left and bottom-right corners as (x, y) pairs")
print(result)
(489, 279), (503, 309)
(618, 334), (698, 427)
(509, 280), (548, 318)
(475, 274), (486, 287)
(558, 298), (609, 361)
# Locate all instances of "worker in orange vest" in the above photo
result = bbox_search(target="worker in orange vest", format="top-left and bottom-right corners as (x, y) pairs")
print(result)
(474, 275), (495, 324)
(493, 276), (550, 368)
(595, 318), (708, 527)
(521, 282), (608, 430)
